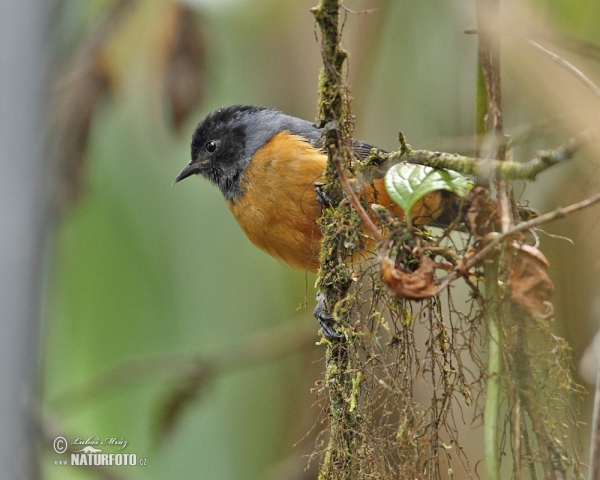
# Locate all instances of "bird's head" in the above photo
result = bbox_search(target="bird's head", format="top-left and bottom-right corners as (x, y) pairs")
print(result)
(174, 104), (320, 201)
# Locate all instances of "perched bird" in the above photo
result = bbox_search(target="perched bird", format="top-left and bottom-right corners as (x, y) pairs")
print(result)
(174, 105), (456, 339)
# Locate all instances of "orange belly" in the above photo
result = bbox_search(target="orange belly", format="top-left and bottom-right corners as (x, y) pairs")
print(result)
(227, 132), (325, 272)
(227, 131), (443, 273)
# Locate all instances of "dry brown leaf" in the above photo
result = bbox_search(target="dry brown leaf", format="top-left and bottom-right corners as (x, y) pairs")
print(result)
(508, 242), (554, 318)
(381, 255), (436, 299)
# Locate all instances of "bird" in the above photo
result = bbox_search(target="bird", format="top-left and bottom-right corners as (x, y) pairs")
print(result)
(174, 105), (459, 339)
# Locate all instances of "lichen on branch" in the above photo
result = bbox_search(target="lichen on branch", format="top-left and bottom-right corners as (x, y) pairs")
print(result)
(365, 128), (594, 182)
(312, 1), (365, 478)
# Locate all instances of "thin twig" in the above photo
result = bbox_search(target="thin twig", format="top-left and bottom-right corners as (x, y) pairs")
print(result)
(531, 31), (600, 62)
(436, 191), (600, 295)
(524, 37), (600, 101)
(333, 154), (384, 243)
(479, 191), (600, 257)
(341, 5), (377, 15)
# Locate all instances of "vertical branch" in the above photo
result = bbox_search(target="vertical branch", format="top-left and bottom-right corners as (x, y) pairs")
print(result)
(312, 0), (354, 301)
(588, 363), (600, 480)
(483, 255), (502, 480)
(475, 2), (506, 480)
(475, 62), (488, 158)
(475, 0), (512, 228)
(312, 1), (361, 478)
(475, 0), (502, 138)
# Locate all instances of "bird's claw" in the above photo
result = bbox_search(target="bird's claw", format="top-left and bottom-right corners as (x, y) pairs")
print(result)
(314, 291), (343, 341)
(314, 182), (335, 208)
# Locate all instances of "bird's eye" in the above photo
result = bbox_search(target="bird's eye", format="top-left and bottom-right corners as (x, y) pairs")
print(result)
(205, 140), (218, 153)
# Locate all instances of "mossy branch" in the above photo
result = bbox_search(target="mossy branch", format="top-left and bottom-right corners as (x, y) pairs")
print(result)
(309, 1), (591, 478)
(366, 128), (593, 181)
(312, 1), (364, 478)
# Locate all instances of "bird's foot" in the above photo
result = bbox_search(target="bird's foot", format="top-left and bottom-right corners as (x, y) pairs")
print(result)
(314, 182), (336, 208)
(314, 291), (343, 341)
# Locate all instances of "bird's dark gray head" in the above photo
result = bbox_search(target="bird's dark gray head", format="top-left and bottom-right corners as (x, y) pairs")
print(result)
(173, 104), (321, 201)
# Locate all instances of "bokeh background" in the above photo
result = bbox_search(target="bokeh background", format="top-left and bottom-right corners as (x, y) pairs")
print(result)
(3, 0), (600, 478)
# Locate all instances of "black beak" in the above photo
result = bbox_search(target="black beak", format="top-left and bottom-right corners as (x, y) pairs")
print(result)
(173, 162), (200, 184)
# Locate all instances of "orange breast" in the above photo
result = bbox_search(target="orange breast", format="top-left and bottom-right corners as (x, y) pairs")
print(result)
(227, 132), (444, 273)
(227, 131), (325, 272)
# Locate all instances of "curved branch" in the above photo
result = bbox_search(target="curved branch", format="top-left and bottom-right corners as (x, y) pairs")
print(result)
(524, 37), (600, 101)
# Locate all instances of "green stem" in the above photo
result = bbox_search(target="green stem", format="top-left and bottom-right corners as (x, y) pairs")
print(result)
(475, 58), (488, 159)
(475, 10), (502, 477)
(484, 259), (501, 480)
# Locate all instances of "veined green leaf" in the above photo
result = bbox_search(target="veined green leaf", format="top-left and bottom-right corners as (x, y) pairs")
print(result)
(384, 163), (472, 219)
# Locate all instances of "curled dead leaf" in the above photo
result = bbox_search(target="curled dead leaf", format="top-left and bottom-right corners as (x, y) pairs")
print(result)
(508, 242), (554, 319)
(513, 243), (549, 266)
(381, 255), (436, 300)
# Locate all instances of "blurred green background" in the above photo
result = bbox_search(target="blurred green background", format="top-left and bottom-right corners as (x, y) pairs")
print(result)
(39, 0), (600, 479)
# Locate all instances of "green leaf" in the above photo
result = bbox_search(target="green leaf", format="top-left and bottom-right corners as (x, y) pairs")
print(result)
(384, 163), (472, 219)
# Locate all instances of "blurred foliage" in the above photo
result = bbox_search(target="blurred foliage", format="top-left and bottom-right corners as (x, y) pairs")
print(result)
(41, 0), (600, 479)
(44, 2), (317, 479)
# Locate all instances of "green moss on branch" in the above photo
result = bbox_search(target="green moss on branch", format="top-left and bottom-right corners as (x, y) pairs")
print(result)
(367, 128), (592, 181)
